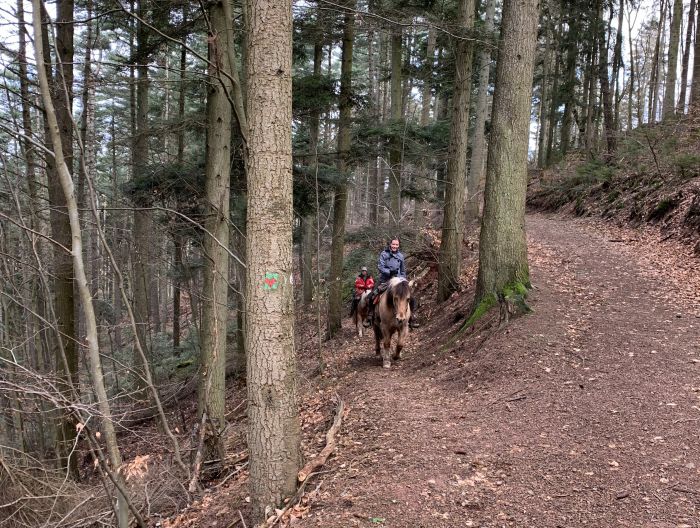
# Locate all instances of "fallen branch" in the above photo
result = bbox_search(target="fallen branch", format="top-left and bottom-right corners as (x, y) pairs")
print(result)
(298, 400), (346, 483)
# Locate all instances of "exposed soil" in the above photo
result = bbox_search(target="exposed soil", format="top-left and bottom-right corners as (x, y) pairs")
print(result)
(158, 212), (699, 528)
(291, 212), (700, 528)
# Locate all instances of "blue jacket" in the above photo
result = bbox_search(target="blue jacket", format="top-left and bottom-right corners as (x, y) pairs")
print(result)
(377, 247), (405, 283)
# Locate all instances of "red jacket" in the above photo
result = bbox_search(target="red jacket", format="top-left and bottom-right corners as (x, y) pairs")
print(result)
(354, 275), (374, 297)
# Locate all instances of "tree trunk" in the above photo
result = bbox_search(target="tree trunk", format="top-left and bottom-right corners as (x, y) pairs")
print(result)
(538, 16), (552, 168)
(246, 0), (301, 520)
(131, 0), (151, 392)
(327, 3), (355, 338)
(545, 19), (561, 165)
(467, 0), (496, 215)
(388, 25), (403, 228)
(473, 0), (539, 312)
(649, 0), (667, 122)
(560, 14), (579, 156)
(173, 236), (182, 349)
(612, 0), (624, 130)
(41, 0), (79, 478)
(627, 10), (636, 130)
(691, 4), (700, 109)
(32, 2), (129, 524)
(198, 0), (234, 464)
(679, 0), (696, 112)
(415, 25), (436, 226)
(302, 42), (323, 304)
(662, 0), (683, 119)
(597, 0), (616, 152)
(437, 0), (475, 302)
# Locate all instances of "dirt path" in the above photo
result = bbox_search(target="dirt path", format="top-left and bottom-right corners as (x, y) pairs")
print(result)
(298, 213), (700, 528)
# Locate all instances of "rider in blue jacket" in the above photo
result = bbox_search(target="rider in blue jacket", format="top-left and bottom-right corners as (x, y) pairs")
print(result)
(365, 237), (418, 329)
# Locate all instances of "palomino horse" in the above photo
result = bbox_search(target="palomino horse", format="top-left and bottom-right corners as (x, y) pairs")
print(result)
(373, 277), (412, 369)
(353, 290), (372, 338)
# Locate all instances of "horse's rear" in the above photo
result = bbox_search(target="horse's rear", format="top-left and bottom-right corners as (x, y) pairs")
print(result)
(353, 290), (371, 337)
(373, 278), (411, 369)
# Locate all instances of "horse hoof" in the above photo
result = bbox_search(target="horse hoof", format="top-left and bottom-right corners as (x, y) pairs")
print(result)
(383, 362), (391, 369)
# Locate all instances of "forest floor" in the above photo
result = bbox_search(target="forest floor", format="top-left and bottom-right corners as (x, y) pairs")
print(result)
(289, 212), (700, 528)
(161, 211), (700, 528)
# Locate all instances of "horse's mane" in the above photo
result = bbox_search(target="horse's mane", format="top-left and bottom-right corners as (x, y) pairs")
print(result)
(386, 278), (410, 307)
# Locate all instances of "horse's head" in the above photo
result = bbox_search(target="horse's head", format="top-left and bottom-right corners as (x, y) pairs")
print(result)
(385, 277), (411, 324)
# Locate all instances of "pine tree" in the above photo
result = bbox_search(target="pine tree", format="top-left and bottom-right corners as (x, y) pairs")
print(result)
(246, 0), (301, 519)
(473, 0), (539, 316)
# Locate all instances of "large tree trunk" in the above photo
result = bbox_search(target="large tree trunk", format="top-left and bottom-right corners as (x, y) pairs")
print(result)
(677, 0), (695, 113)
(473, 0), (539, 312)
(415, 25), (435, 226)
(246, 0), (301, 520)
(197, 0), (233, 464)
(437, 0), (475, 302)
(368, 4), (380, 227)
(327, 3), (356, 338)
(388, 25), (403, 228)
(302, 42), (323, 305)
(467, 0), (496, 216)
(662, 0), (683, 119)
(131, 0), (151, 393)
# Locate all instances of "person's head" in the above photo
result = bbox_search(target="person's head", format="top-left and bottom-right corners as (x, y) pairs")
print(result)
(360, 266), (368, 276)
(388, 237), (400, 253)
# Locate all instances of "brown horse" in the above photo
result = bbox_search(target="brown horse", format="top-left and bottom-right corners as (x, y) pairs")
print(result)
(353, 290), (372, 338)
(373, 277), (412, 369)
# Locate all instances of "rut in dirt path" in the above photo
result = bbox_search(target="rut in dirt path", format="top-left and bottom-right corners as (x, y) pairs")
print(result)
(300, 214), (700, 528)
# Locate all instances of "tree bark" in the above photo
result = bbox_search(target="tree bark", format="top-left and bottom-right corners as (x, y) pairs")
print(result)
(327, 2), (355, 338)
(368, 3), (380, 227)
(473, 0), (539, 311)
(649, 0), (667, 122)
(680, 0), (696, 111)
(545, 18), (561, 165)
(197, 0), (234, 465)
(388, 25), (403, 228)
(302, 41), (323, 304)
(32, 2), (129, 523)
(437, 0), (475, 302)
(40, 0), (79, 478)
(691, 4), (700, 109)
(560, 13), (579, 156)
(246, 0), (301, 520)
(597, 0), (617, 152)
(537, 14), (551, 168)
(612, 0), (624, 130)
(131, 0), (151, 393)
(468, 0), (496, 214)
(662, 0), (683, 119)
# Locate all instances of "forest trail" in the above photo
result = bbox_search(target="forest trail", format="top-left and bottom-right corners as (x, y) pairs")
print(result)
(297, 214), (700, 528)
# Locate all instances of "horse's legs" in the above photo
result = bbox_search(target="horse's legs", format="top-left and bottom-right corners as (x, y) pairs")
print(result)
(381, 332), (393, 369)
(354, 311), (362, 338)
(393, 325), (408, 360)
(373, 322), (382, 356)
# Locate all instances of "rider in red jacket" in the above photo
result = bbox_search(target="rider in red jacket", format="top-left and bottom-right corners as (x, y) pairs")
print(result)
(351, 267), (374, 316)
